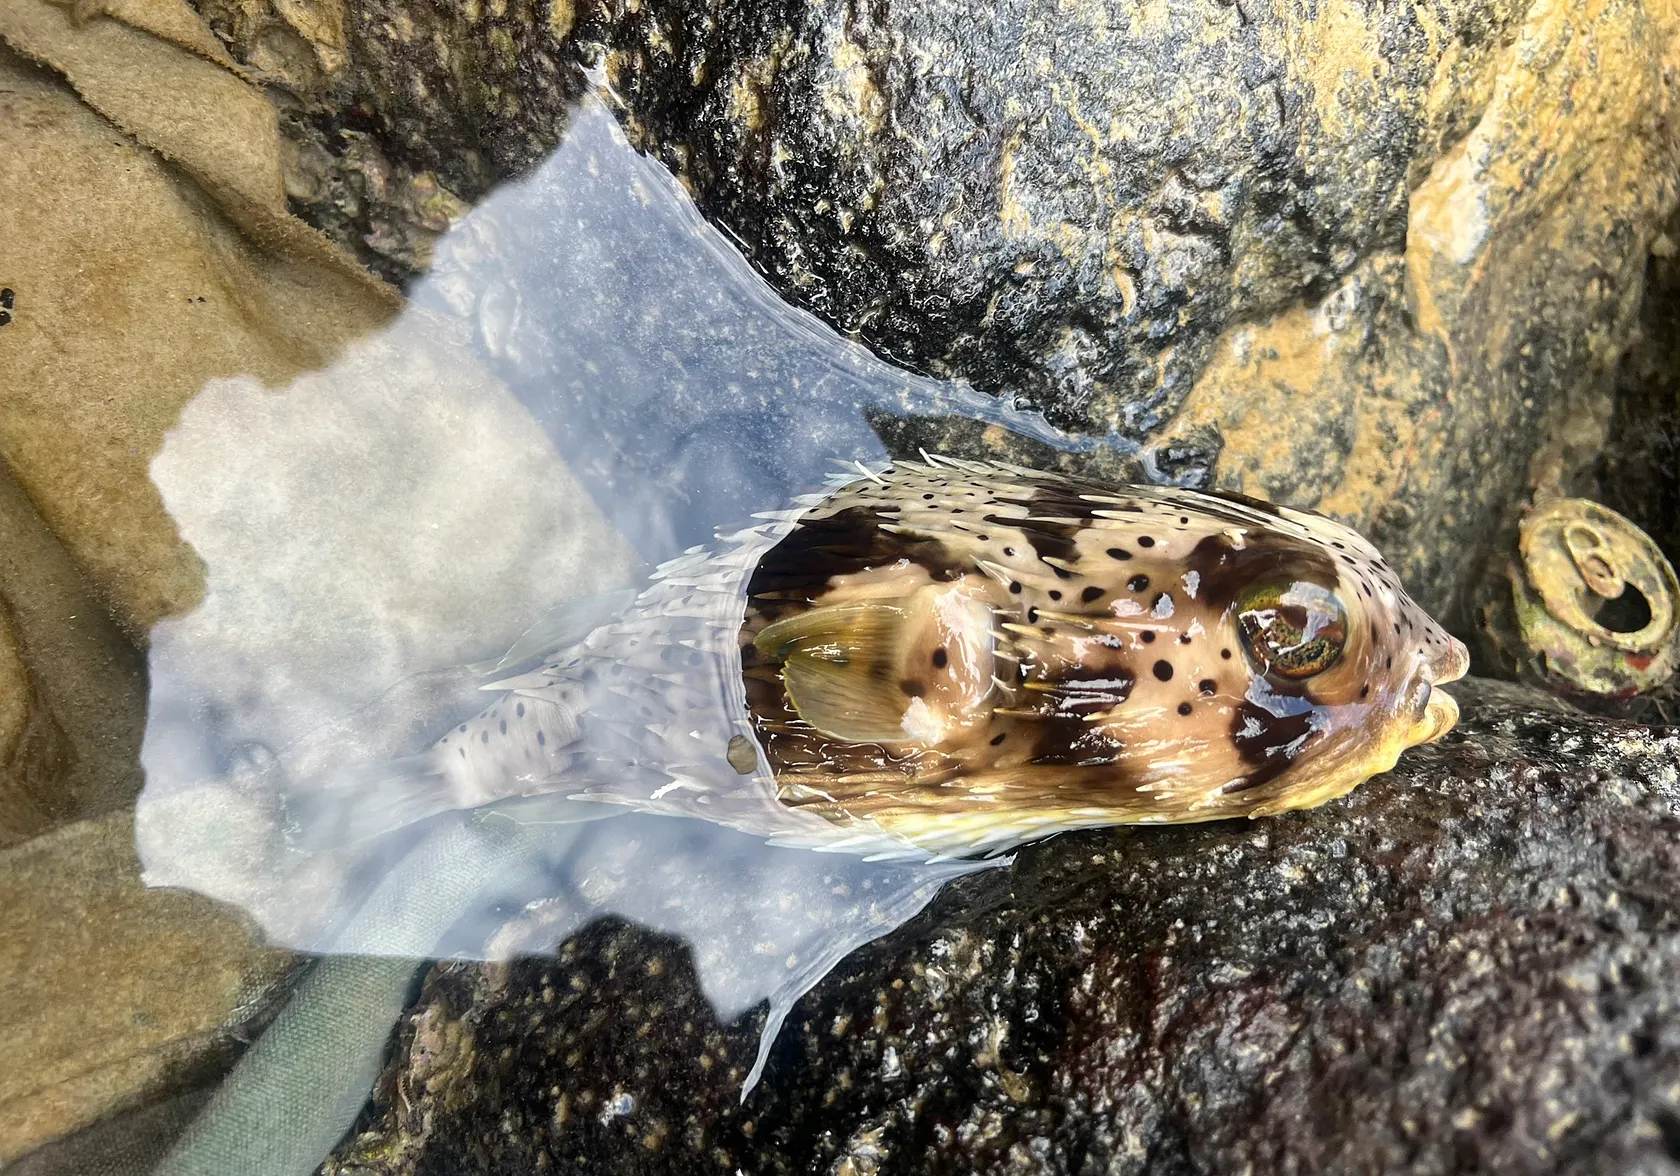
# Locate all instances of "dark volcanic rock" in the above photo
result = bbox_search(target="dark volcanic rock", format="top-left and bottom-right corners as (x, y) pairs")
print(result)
(1603, 214), (1680, 574)
(325, 679), (1680, 1175)
(593, 0), (1511, 437)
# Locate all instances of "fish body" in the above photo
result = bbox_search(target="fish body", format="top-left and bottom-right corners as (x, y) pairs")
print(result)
(288, 457), (1467, 858)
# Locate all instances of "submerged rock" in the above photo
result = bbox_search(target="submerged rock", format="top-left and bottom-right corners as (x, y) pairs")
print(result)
(325, 678), (1680, 1174)
(0, 813), (295, 1163)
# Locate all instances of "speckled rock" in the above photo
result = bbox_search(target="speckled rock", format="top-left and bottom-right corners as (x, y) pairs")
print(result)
(192, 0), (583, 280)
(597, 0), (1502, 433)
(324, 678), (1680, 1175)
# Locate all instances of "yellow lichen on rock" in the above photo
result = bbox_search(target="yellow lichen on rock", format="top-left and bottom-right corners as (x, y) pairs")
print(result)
(1157, 0), (1680, 619)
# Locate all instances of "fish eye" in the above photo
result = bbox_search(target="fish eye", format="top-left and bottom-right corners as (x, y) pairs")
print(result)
(1234, 581), (1348, 680)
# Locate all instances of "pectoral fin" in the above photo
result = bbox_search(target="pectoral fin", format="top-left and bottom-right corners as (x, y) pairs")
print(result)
(755, 603), (911, 743)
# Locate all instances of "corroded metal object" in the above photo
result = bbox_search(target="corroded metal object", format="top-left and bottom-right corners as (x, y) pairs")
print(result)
(1479, 498), (1680, 699)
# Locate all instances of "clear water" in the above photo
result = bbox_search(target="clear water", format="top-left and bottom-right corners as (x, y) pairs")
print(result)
(130, 92), (1157, 1159)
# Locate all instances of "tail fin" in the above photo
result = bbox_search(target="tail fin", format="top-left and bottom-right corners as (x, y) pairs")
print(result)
(281, 753), (459, 851)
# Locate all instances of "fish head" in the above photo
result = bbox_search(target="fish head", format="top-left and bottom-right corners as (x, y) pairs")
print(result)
(1180, 499), (1469, 817)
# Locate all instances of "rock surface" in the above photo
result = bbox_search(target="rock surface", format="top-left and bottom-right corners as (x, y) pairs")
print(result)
(181, 0), (1680, 623)
(1603, 211), (1680, 585)
(0, 12), (400, 640)
(0, 458), (149, 846)
(0, 813), (295, 1162)
(592, 0), (1680, 623)
(324, 679), (1680, 1175)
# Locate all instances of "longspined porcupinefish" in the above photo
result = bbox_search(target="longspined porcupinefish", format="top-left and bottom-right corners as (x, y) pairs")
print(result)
(285, 456), (1468, 858)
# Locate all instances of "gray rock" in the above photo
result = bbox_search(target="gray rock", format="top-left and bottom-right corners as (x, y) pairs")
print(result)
(324, 678), (1680, 1174)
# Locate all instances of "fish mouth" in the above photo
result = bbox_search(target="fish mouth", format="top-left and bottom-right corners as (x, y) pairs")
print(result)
(1405, 686), (1460, 747)
(1402, 634), (1469, 746)
(1398, 636), (1468, 749)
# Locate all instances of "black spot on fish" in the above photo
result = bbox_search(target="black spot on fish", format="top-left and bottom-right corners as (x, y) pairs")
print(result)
(1010, 581), (1023, 594)
(1107, 547), (1132, 560)
(481, 730), (490, 744)
(499, 719), (507, 735)
(1140, 631), (1156, 644)
(1153, 660), (1173, 681)
(1081, 585), (1105, 603)
(1049, 590), (1063, 601)
(1128, 575), (1150, 592)
(1199, 679), (1217, 695)
(990, 732), (1007, 746)
(516, 702), (525, 718)
(1177, 702), (1193, 715)
(933, 647), (948, 668)
(537, 730), (546, 745)
(1138, 536), (1155, 548)
(900, 679), (926, 698)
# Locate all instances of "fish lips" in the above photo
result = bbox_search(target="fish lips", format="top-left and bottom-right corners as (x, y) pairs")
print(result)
(1403, 635), (1470, 748)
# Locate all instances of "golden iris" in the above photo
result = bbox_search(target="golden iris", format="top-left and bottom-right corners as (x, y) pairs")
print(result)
(1235, 581), (1348, 679)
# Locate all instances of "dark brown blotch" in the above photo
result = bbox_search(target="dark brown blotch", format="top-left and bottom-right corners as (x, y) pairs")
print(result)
(1228, 700), (1320, 790)
(1185, 530), (1340, 613)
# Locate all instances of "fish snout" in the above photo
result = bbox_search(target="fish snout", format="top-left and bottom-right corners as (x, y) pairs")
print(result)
(1408, 684), (1460, 747)
(1433, 634), (1471, 685)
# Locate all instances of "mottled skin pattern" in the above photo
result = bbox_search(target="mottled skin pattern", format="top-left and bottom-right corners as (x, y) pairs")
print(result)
(744, 459), (1467, 854)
